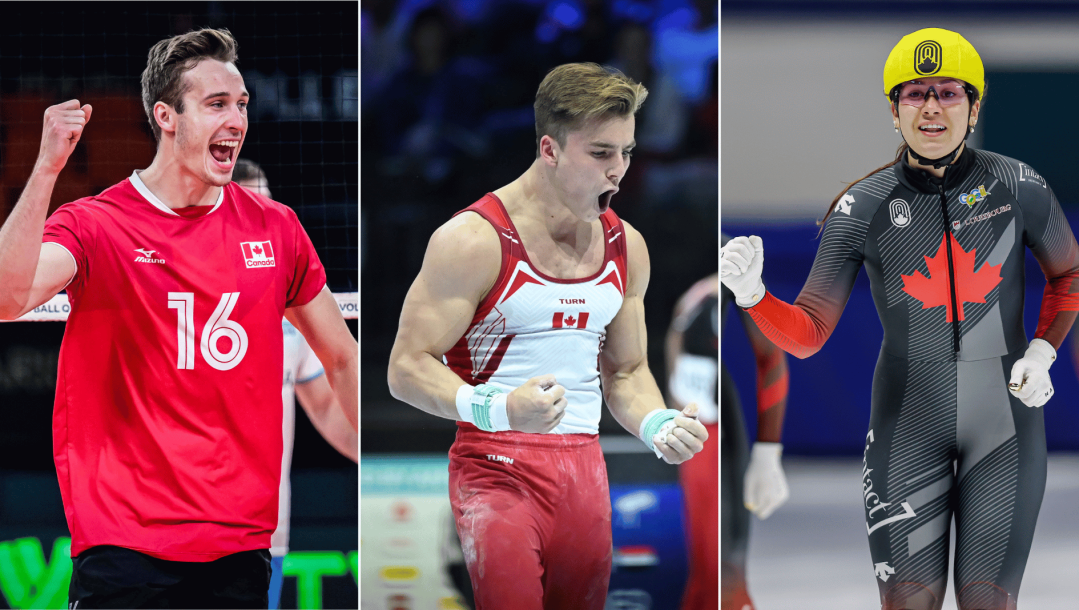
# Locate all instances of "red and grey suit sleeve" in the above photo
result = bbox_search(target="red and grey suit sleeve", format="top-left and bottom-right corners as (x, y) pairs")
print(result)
(1017, 181), (1079, 350)
(745, 204), (874, 360)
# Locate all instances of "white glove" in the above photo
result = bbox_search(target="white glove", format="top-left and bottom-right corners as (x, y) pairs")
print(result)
(743, 442), (789, 520)
(1008, 338), (1056, 408)
(720, 235), (766, 307)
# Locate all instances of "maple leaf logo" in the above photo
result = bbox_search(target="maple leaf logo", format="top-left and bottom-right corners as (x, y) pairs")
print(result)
(901, 233), (1002, 322)
(564, 315), (577, 326)
(253, 245), (263, 256)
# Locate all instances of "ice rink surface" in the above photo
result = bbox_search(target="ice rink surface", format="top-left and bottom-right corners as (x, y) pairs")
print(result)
(746, 454), (1079, 609)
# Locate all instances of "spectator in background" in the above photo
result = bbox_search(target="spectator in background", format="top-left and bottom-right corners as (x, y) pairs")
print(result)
(360, 0), (410, 108)
(233, 158), (358, 610)
(609, 21), (690, 157)
(374, 6), (490, 190)
(668, 267), (789, 610)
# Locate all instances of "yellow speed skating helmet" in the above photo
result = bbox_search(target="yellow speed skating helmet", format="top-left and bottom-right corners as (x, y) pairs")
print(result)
(883, 28), (984, 101)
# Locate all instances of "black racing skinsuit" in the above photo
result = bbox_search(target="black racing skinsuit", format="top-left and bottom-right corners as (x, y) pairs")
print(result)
(743, 149), (1079, 610)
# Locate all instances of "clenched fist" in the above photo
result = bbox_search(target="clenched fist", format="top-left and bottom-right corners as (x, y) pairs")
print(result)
(37, 100), (92, 175)
(507, 374), (568, 433)
(653, 403), (709, 464)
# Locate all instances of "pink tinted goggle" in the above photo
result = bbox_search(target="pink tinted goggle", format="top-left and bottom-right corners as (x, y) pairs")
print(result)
(893, 80), (973, 107)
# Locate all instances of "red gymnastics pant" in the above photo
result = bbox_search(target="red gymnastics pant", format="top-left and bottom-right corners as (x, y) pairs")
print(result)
(679, 422), (720, 610)
(449, 423), (612, 610)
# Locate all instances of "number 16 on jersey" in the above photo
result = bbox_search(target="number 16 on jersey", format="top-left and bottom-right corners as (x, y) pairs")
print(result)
(167, 292), (249, 371)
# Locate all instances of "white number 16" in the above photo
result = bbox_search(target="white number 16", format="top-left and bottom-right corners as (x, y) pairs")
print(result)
(167, 292), (249, 371)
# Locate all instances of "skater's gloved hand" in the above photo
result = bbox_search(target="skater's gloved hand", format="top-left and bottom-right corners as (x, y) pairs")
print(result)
(641, 404), (709, 464)
(720, 236), (766, 308)
(743, 442), (789, 520)
(506, 374), (568, 432)
(1008, 338), (1055, 408)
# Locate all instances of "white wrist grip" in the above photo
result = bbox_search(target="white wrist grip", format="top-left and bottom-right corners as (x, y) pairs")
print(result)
(455, 384), (511, 432)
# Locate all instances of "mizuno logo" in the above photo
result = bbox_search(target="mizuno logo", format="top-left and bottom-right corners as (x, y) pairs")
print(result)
(134, 248), (166, 264)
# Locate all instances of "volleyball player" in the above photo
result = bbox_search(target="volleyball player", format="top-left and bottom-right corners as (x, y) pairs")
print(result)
(0, 28), (357, 608)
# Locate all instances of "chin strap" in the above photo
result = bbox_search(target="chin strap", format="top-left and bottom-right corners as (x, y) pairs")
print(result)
(908, 140), (966, 169)
(896, 99), (975, 169)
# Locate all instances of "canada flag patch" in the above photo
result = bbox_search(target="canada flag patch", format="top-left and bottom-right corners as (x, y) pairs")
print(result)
(241, 241), (275, 268)
(553, 312), (589, 329)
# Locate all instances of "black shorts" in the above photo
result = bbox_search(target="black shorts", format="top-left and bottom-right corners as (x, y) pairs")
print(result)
(69, 546), (271, 609)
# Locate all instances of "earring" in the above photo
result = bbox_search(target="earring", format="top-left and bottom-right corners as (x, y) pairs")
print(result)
(894, 124), (899, 133)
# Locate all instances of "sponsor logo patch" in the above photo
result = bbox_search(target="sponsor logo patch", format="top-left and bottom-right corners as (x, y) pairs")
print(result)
(889, 199), (912, 228)
(836, 193), (855, 215)
(964, 204), (1012, 228)
(134, 248), (166, 264)
(875, 562), (896, 582)
(914, 40), (942, 75)
(961, 185), (990, 207)
(1019, 164), (1047, 188)
(863, 430), (917, 535)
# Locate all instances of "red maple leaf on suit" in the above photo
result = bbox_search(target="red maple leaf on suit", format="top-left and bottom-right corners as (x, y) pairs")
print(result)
(901, 233), (1003, 323)
(253, 245), (263, 256)
(564, 315), (577, 326)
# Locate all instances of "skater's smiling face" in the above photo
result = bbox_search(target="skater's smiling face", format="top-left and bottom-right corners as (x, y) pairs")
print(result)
(891, 77), (980, 161)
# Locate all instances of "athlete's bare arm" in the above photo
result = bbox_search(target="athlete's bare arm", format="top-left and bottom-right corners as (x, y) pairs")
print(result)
(296, 375), (358, 462)
(285, 286), (358, 431)
(0, 100), (90, 320)
(601, 221), (708, 464)
(388, 213), (568, 432)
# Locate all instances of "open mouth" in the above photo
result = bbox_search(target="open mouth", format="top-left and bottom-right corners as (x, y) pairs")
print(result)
(598, 189), (617, 212)
(918, 124), (947, 136)
(209, 140), (239, 168)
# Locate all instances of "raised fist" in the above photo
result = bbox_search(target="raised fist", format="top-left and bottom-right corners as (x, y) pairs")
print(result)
(37, 100), (92, 175)
(720, 235), (766, 308)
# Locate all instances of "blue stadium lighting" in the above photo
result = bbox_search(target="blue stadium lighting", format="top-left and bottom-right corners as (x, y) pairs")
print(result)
(550, 0), (585, 29)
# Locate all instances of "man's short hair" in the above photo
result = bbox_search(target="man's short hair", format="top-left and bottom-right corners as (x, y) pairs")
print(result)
(534, 63), (648, 157)
(141, 28), (240, 142)
(232, 158), (265, 184)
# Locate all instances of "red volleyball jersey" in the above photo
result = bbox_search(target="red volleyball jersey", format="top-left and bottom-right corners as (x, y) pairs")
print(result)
(42, 172), (326, 561)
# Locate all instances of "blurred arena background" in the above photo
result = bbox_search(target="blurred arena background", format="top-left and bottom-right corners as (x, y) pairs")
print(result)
(359, 0), (716, 608)
(723, 1), (1079, 608)
(0, 3), (357, 609)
